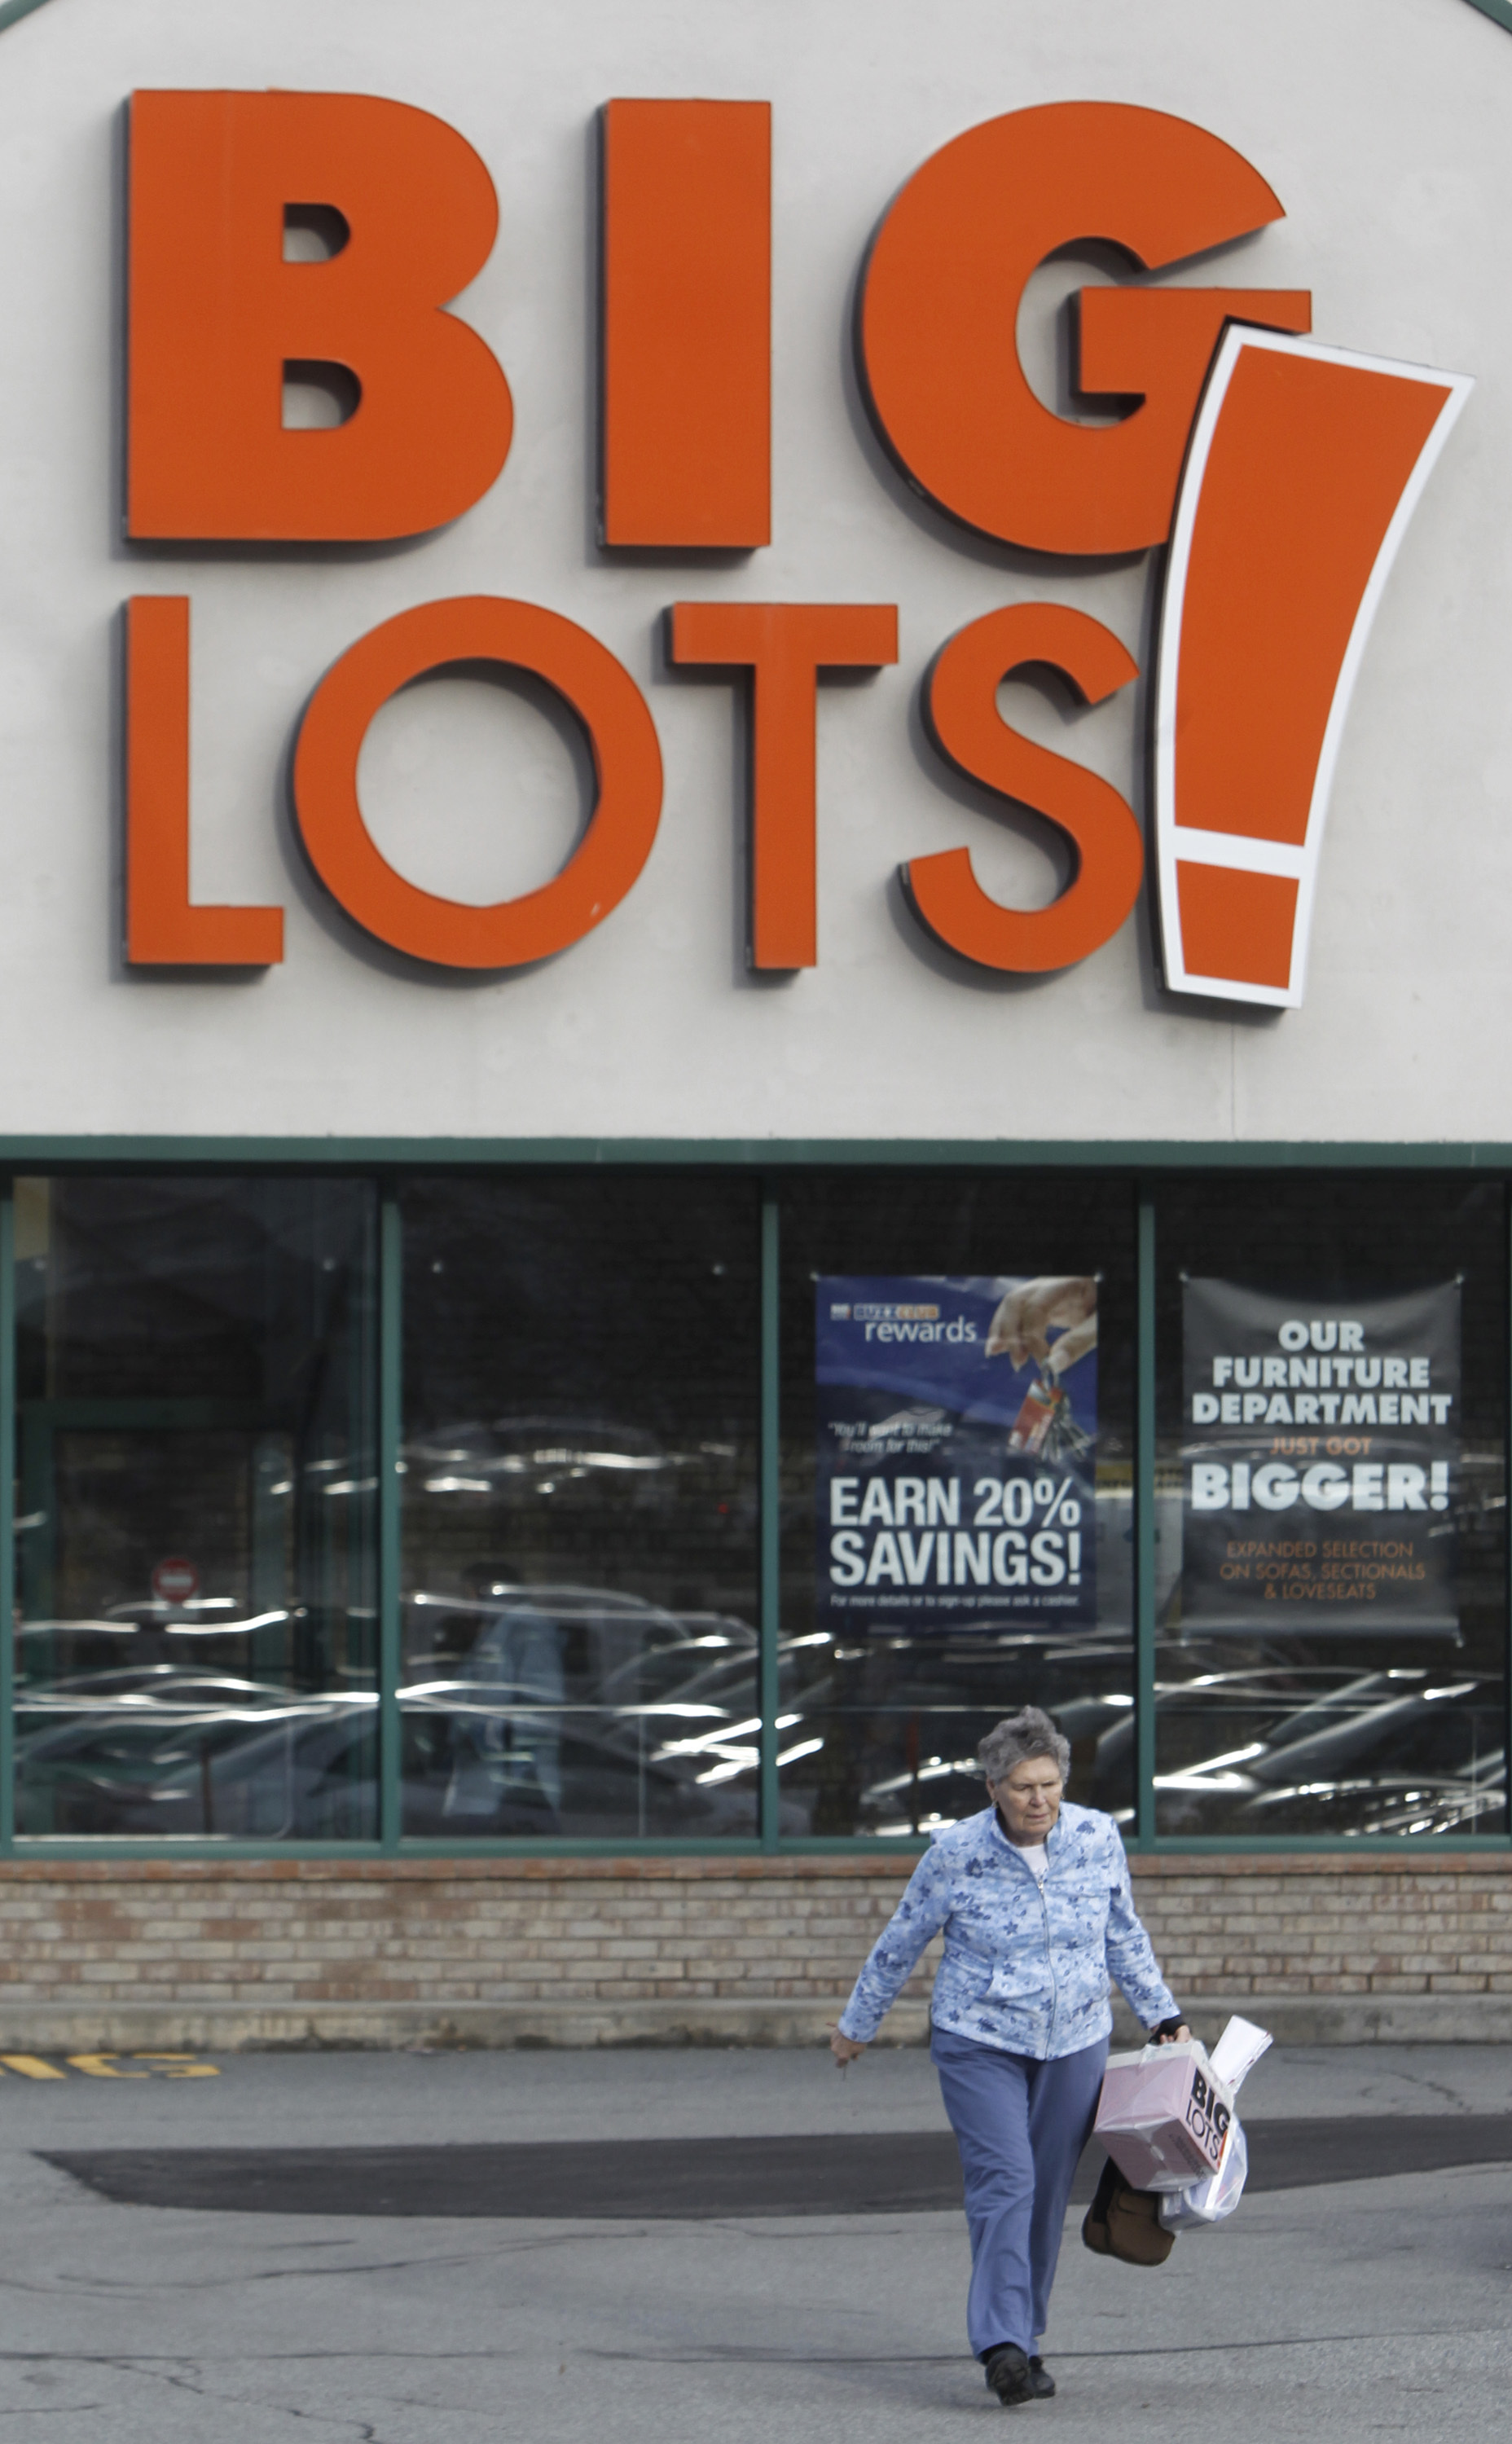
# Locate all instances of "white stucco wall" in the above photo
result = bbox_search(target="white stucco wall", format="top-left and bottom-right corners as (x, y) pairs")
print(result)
(0, 0), (1504, 1145)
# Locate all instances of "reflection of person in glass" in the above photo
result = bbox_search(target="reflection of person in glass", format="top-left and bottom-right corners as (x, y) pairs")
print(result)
(828, 1708), (1187, 2410)
(987, 1277), (1097, 1462)
(444, 1592), (564, 1833)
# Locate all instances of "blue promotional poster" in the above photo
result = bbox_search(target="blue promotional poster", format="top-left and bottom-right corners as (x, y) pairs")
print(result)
(815, 1276), (1100, 1633)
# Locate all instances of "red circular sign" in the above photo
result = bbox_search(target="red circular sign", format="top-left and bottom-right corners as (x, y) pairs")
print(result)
(151, 1557), (200, 1604)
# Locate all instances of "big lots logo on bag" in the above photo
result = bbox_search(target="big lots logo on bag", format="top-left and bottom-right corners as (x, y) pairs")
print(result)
(1185, 2065), (1233, 2170)
(122, 94), (1470, 1006)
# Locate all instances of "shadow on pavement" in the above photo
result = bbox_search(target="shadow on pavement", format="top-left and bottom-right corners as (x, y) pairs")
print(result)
(40, 2112), (1512, 2218)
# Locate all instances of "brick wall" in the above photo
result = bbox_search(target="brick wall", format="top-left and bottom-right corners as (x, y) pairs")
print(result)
(1130, 1853), (1512, 2007)
(0, 1851), (1507, 2050)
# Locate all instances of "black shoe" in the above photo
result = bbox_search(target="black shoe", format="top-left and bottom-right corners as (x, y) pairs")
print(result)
(982, 2345), (1035, 2407)
(1027, 2357), (1056, 2398)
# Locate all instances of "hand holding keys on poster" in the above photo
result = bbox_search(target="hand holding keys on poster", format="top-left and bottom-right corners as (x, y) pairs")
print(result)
(985, 1276), (1098, 1374)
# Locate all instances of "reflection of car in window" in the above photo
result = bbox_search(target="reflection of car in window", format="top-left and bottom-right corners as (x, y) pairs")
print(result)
(15, 1664), (359, 1838)
(17, 1620), (1499, 1844)
(1149, 1663), (1504, 1837)
(398, 1585), (767, 1838)
(776, 1630), (1501, 1841)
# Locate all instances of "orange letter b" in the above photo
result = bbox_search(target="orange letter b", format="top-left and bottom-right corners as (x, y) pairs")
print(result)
(128, 91), (512, 542)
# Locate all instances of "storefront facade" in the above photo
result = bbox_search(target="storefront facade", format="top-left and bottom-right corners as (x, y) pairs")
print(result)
(0, 0), (1509, 2043)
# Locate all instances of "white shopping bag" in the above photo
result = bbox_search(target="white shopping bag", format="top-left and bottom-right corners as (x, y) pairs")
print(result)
(1158, 2015), (1271, 2233)
(1159, 2118), (1248, 2230)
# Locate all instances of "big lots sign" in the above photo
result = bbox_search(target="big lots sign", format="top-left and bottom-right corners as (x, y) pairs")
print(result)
(123, 92), (1470, 1009)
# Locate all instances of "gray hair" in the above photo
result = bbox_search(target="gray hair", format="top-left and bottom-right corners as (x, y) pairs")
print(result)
(978, 1707), (1070, 1787)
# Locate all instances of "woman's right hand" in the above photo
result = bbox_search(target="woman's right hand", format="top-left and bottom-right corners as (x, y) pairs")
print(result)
(829, 2024), (868, 2067)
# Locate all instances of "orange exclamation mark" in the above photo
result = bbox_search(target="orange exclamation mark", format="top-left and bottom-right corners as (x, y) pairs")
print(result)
(1154, 327), (1470, 1006)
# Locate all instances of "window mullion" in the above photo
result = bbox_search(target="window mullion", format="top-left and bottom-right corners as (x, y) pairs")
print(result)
(379, 1184), (402, 1853)
(1136, 1181), (1157, 1848)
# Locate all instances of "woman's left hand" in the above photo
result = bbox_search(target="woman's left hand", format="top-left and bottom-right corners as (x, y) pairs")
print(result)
(1154, 2024), (1191, 2044)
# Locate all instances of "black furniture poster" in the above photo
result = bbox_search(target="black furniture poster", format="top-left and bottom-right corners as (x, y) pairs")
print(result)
(1180, 1277), (1460, 1634)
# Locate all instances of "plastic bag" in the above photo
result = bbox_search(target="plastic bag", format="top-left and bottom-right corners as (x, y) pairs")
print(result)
(1158, 2015), (1272, 2232)
(1159, 2117), (1248, 2230)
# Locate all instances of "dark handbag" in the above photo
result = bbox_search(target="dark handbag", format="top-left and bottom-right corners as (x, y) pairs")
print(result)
(1081, 2153), (1176, 2266)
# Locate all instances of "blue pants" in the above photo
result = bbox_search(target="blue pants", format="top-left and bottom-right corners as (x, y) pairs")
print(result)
(930, 2024), (1108, 2358)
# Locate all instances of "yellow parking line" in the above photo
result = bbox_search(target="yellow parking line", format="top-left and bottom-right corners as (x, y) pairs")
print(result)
(0, 2051), (220, 2080)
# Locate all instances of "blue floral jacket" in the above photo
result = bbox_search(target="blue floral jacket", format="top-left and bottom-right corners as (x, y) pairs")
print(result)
(837, 1802), (1179, 2060)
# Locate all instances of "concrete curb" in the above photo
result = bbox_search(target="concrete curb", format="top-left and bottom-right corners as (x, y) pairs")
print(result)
(0, 1998), (880, 2052)
(0, 1991), (1505, 2051)
(1174, 1993), (1511, 2046)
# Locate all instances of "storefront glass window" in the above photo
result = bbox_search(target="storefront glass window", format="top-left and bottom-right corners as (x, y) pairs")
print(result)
(1155, 1176), (1507, 1837)
(3, 1162), (1505, 1854)
(398, 1175), (761, 1838)
(14, 1176), (379, 1839)
(778, 1174), (1136, 1837)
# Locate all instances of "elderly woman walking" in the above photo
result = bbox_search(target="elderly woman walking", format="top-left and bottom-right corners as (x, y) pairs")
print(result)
(830, 1707), (1188, 2409)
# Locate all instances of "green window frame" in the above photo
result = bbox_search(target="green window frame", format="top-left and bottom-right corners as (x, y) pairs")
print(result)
(0, 1136), (1505, 1860)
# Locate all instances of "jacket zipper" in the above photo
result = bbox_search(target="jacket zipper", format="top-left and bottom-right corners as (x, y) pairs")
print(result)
(1005, 1831), (1058, 2056)
(1037, 1852), (1057, 2055)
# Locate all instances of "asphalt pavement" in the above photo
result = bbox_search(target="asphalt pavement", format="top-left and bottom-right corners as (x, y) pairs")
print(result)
(0, 2042), (1506, 2441)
